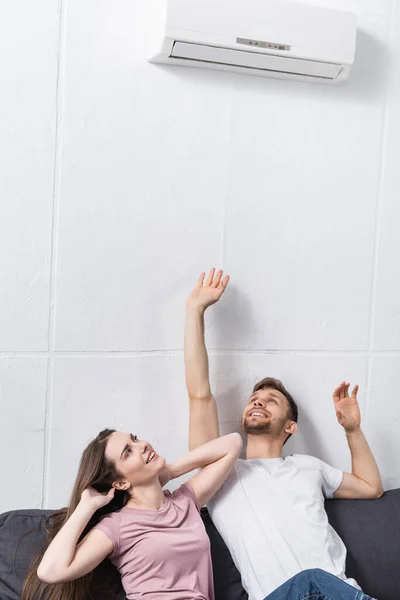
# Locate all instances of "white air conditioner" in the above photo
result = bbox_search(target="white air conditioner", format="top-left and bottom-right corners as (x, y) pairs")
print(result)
(147, 0), (358, 84)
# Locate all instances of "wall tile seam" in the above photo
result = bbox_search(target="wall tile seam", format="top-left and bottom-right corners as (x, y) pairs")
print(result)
(3, 350), (400, 358)
(365, 107), (391, 427)
(42, 0), (67, 509)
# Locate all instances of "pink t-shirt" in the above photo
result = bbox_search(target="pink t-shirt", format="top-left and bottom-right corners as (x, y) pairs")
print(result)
(93, 483), (214, 600)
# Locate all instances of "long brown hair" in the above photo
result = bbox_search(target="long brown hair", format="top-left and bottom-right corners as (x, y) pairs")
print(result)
(22, 428), (130, 600)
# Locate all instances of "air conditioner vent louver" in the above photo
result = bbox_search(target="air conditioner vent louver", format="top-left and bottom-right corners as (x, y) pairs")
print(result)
(171, 41), (343, 80)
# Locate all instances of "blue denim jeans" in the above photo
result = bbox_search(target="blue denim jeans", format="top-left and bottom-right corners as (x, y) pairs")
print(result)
(263, 569), (375, 600)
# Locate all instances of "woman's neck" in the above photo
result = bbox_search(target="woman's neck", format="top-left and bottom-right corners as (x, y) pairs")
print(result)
(126, 480), (166, 511)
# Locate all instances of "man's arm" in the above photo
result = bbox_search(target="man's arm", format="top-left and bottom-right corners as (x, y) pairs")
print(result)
(185, 269), (229, 450)
(332, 382), (384, 499)
(185, 304), (220, 450)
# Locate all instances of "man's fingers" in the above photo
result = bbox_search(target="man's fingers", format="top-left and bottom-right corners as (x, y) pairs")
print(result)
(213, 269), (223, 288)
(333, 381), (359, 404)
(196, 268), (229, 292)
(205, 268), (215, 286)
(220, 275), (230, 290)
(333, 383), (343, 397)
(333, 382), (345, 401)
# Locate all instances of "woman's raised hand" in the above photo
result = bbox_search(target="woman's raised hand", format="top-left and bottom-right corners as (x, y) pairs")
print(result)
(81, 486), (115, 511)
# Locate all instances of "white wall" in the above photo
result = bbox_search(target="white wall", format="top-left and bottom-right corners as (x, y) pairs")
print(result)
(1, 0), (399, 513)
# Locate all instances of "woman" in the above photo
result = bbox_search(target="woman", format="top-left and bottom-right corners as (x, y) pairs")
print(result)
(23, 428), (242, 600)
(23, 428), (375, 600)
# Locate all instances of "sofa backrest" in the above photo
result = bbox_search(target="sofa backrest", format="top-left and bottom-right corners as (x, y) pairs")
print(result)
(0, 510), (125, 600)
(324, 488), (400, 600)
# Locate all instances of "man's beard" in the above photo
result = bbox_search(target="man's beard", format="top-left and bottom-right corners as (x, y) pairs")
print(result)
(242, 416), (286, 436)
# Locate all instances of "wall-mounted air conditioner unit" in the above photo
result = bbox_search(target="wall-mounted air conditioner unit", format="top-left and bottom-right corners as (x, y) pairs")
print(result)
(147, 0), (358, 83)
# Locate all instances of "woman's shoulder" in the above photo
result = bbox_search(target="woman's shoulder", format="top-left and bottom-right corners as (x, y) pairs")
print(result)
(97, 509), (122, 526)
(169, 482), (198, 507)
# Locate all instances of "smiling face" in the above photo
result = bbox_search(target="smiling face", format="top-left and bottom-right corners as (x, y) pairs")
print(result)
(241, 387), (297, 441)
(105, 432), (166, 492)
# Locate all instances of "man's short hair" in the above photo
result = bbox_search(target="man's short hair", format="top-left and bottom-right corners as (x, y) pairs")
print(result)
(252, 377), (298, 444)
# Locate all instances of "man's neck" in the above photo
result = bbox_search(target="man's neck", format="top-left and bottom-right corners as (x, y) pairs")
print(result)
(245, 435), (284, 460)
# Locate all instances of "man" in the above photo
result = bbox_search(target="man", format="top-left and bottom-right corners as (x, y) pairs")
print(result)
(184, 268), (383, 600)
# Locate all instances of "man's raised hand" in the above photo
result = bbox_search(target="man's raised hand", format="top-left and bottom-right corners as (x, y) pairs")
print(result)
(333, 382), (361, 434)
(186, 268), (230, 311)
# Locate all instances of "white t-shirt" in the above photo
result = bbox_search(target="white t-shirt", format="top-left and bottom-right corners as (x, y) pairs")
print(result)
(207, 454), (359, 600)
